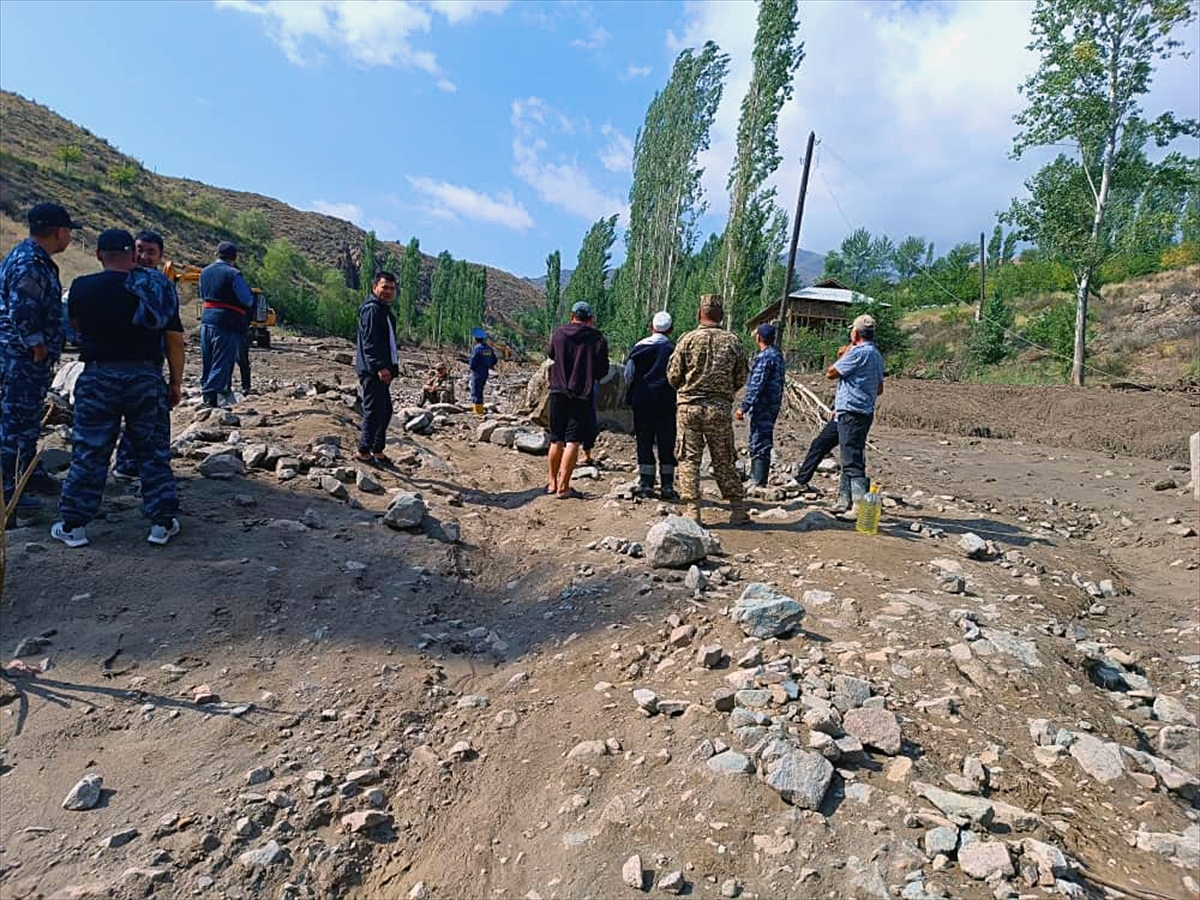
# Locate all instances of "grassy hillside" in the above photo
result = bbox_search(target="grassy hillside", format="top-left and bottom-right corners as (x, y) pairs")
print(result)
(0, 91), (545, 333)
(899, 265), (1200, 386)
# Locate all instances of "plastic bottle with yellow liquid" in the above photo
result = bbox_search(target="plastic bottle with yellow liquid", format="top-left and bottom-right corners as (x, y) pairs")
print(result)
(855, 483), (882, 535)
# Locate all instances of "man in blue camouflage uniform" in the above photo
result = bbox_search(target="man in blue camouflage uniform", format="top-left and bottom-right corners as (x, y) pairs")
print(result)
(112, 230), (174, 483)
(467, 327), (497, 415)
(736, 323), (785, 487)
(0, 203), (78, 517)
(52, 229), (184, 548)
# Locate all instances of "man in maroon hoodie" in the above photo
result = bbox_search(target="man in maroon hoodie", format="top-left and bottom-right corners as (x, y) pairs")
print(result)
(546, 301), (609, 499)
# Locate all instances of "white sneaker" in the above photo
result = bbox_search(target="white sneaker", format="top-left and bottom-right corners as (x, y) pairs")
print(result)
(51, 522), (89, 548)
(147, 518), (180, 546)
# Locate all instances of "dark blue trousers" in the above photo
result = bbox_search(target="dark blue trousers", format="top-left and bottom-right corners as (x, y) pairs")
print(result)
(59, 363), (178, 527)
(470, 371), (488, 405)
(200, 324), (240, 396)
(796, 417), (839, 484)
(836, 411), (874, 482)
(0, 354), (52, 500)
(747, 412), (779, 462)
(359, 375), (393, 454)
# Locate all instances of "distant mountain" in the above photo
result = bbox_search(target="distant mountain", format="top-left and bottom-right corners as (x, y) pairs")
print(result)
(522, 247), (827, 294)
(0, 91), (545, 331)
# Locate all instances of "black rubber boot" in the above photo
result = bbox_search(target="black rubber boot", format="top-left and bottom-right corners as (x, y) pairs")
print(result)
(635, 465), (655, 498)
(829, 473), (852, 514)
(751, 457), (769, 487)
(659, 467), (678, 501)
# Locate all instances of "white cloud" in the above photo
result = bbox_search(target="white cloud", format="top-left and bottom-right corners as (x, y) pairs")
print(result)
(310, 200), (365, 224)
(407, 175), (535, 230)
(598, 123), (634, 174)
(511, 97), (627, 224)
(214, 0), (506, 86)
(426, 0), (510, 25)
(571, 25), (611, 50)
(667, 0), (1200, 260)
(437, 78), (458, 93)
(621, 64), (652, 81)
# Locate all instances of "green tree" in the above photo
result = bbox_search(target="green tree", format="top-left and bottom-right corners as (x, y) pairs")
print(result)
(1010, 0), (1198, 385)
(892, 235), (928, 281)
(234, 209), (272, 244)
(425, 250), (455, 345)
(544, 250), (562, 336)
(360, 231), (377, 292)
(397, 237), (420, 340)
(108, 163), (138, 191)
(823, 228), (895, 290)
(56, 145), (82, 173)
(620, 42), (730, 346)
(986, 225), (1003, 271)
(967, 289), (1013, 369)
(720, 0), (804, 329)
(563, 215), (619, 327)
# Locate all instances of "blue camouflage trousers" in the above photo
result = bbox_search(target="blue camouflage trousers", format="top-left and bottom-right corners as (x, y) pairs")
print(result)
(59, 363), (178, 527)
(0, 353), (53, 500)
(200, 324), (240, 397)
(112, 370), (171, 477)
(747, 410), (779, 462)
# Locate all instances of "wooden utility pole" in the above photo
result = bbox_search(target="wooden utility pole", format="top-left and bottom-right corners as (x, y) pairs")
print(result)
(976, 231), (985, 322)
(778, 131), (816, 347)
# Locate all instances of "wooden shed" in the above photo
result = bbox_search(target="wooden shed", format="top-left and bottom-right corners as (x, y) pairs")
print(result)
(745, 278), (881, 332)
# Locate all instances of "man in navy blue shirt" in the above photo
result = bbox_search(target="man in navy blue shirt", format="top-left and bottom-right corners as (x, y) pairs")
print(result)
(198, 241), (255, 407)
(355, 272), (399, 465)
(826, 313), (885, 515)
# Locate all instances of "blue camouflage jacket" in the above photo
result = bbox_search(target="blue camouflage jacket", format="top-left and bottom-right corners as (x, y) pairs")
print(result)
(740, 344), (785, 420)
(0, 238), (63, 361)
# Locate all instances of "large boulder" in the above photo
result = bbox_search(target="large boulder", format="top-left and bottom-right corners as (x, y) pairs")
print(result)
(764, 749), (833, 809)
(730, 583), (805, 638)
(383, 492), (427, 530)
(521, 360), (632, 434)
(646, 517), (720, 568)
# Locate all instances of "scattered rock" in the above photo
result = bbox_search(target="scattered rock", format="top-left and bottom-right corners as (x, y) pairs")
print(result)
(958, 532), (990, 560)
(514, 431), (550, 454)
(245, 766), (273, 786)
(658, 870), (684, 894)
(383, 492), (427, 530)
(102, 828), (139, 849)
(62, 773), (103, 811)
(633, 689), (660, 714)
(645, 516), (719, 568)
(1068, 734), (1125, 783)
(198, 454), (244, 479)
(356, 470), (385, 494)
(842, 707), (902, 755)
(568, 740), (610, 759)
(706, 751), (753, 776)
(1157, 725), (1200, 772)
(958, 841), (1013, 880)
(924, 826), (959, 857)
(238, 840), (286, 867)
(697, 643), (724, 668)
(764, 749), (834, 809)
(341, 811), (393, 833)
(622, 855), (645, 890)
(729, 583), (805, 638)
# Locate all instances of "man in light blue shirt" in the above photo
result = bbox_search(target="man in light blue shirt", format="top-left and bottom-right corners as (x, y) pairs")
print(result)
(826, 313), (885, 514)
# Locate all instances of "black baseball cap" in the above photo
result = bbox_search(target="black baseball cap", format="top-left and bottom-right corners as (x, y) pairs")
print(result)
(96, 228), (135, 252)
(28, 203), (82, 230)
(217, 240), (238, 259)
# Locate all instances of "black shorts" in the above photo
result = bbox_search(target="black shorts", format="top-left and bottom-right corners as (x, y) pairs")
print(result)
(548, 393), (597, 446)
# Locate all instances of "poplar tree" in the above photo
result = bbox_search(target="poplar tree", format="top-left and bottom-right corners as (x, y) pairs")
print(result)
(544, 250), (562, 336)
(360, 231), (377, 292)
(397, 237), (420, 339)
(619, 42), (730, 346)
(720, 0), (804, 330)
(563, 216), (619, 326)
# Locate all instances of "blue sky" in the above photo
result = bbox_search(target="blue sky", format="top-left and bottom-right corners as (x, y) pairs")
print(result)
(1, 0), (1197, 279)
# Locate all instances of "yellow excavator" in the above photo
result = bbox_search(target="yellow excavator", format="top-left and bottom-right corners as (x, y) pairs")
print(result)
(163, 260), (277, 348)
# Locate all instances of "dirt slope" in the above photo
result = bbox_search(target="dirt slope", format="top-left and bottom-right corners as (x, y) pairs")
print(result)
(0, 91), (546, 330)
(1, 331), (1198, 900)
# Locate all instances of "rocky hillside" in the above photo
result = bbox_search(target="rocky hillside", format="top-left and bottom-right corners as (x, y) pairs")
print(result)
(0, 91), (545, 331)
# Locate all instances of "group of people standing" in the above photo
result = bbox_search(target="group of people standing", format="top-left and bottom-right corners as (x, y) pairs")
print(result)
(0, 204), (184, 546)
(543, 292), (884, 525)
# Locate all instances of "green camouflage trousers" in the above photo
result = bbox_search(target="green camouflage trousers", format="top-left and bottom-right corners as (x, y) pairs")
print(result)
(676, 401), (744, 505)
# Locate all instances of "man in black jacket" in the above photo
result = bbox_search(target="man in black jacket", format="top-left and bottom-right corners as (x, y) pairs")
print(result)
(355, 272), (399, 466)
(623, 311), (677, 499)
(546, 301), (608, 499)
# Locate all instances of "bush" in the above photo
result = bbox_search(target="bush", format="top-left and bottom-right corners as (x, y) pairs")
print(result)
(1161, 242), (1200, 269)
(234, 209), (272, 244)
(966, 291), (1012, 370)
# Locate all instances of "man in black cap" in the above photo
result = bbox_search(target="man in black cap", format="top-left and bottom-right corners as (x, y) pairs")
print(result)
(735, 322), (786, 487)
(51, 229), (183, 548)
(0, 203), (79, 516)
(198, 241), (255, 407)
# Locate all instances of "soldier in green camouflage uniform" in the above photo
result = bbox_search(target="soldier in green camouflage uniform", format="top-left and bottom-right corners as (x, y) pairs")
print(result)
(666, 294), (751, 525)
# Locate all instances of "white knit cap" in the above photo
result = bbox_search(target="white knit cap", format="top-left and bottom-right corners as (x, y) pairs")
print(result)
(652, 311), (673, 333)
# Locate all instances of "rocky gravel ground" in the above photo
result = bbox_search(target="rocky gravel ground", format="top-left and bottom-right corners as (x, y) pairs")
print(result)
(1, 332), (1197, 900)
